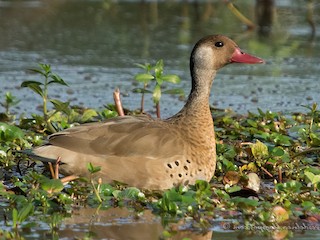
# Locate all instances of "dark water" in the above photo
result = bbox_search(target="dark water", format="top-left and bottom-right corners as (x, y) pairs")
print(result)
(0, 0), (320, 239)
(0, 0), (319, 118)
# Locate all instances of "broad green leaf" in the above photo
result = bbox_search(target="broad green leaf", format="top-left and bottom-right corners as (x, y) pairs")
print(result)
(247, 119), (258, 128)
(162, 74), (181, 84)
(310, 133), (320, 147)
(81, 109), (98, 122)
(226, 185), (242, 193)
(305, 171), (320, 185)
(271, 147), (285, 157)
(134, 73), (154, 83)
(117, 187), (141, 199)
(232, 197), (259, 207)
(301, 201), (316, 210)
(270, 133), (292, 146)
(0, 122), (24, 141)
(251, 140), (268, 159)
(152, 84), (161, 104)
(195, 180), (210, 192)
(155, 76), (163, 85)
(41, 179), (64, 193)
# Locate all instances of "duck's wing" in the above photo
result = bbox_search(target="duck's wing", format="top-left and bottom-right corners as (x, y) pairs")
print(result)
(31, 115), (191, 189)
(38, 115), (183, 158)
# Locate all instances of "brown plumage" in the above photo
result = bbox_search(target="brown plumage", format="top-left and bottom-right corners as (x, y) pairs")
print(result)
(30, 35), (263, 190)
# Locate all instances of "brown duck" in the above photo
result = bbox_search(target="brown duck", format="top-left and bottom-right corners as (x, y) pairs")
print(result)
(30, 35), (263, 190)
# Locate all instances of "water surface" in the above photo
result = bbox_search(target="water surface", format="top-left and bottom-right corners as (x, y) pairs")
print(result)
(0, 0), (319, 239)
(0, 0), (319, 118)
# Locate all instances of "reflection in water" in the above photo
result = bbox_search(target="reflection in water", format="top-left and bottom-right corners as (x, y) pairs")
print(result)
(256, 0), (275, 37)
(0, 0), (319, 117)
(56, 207), (213, 240)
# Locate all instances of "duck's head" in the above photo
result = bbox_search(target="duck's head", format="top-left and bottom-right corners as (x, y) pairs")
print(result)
(190, 35), (264, 72)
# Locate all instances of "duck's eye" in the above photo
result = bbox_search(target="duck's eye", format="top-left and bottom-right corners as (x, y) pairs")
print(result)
(215, 41), (224, 48)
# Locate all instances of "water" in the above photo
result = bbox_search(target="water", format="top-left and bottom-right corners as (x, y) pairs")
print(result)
(0, 0), (319, 118)
(0, 0), (320, 239)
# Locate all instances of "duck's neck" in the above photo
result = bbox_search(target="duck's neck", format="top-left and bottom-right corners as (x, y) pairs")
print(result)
(168, 68), (216, 121)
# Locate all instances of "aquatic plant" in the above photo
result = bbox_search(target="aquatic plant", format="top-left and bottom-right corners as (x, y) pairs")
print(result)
(133, 60), (184, 118)
(0, 64), (319, 239)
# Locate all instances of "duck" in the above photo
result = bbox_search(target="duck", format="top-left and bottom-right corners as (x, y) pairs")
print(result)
(29, 35), (264, 190)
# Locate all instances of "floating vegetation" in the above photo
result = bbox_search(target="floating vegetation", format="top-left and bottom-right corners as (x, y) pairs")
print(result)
(0, 64), (319, 239)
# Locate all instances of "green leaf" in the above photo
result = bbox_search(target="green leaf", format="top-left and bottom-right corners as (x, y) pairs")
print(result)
(21, 81), (44, 97)
(29, 68), (47, 77)
(38, 63), (51, 74)
(17, 202), (34, 223)
(232, 197), (259, 207)
(87, 162), (101, 174)
(251, 140), (269, 159)
(12, 208), (18, 227)
(271, 147), (285, 157)
(155, 76), (163, 85)
(41, 179), (64, 193)
(247, 119), (258, 128)
(48, 74), (69, 86)
(305, 171), (320, 185)
(134, 63), (152, 71)
(162, 74), (181, 84)
(5, 92), (20, 106)
(21, 80), (43, 87)
(134, 73), (154, 83)
(301, 201), (316, 211)
(152, 84), (161, 104)
(270, 133), (292, 146)
(310, 133), (320, 147)
(117, 187), (141, 200)
(154, 59), (164, 79)
(226, 185), (242, 193)
(195, 180), (210, 192)
(81, 109), (98, 122)
(162, 88), (185, 96)
(50, 99), (71, 114)
(0, 122), (24, 141)
(132, 88), (153, 94)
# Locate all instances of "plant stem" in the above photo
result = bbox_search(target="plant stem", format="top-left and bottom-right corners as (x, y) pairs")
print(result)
(156, 103), (160, 119)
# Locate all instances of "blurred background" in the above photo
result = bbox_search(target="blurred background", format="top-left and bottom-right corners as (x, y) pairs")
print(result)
(0, 0), (319, 117)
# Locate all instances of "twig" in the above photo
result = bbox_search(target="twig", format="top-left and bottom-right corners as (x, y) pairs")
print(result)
(48, 162), (55, 179)
(226, 1), (255, 30)
(292, 147), (320, 158)
(278, 167), (282, 183)
(54, 157), (61, 179)
(113, 88), (125, 116)
(61, 175), (79, 184)
(261, 166), (273, 178)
